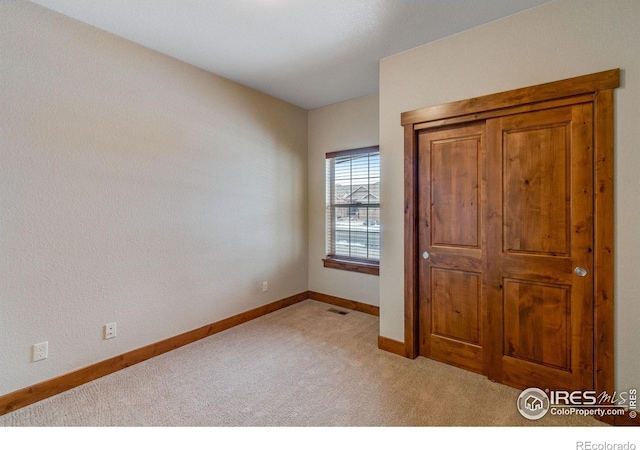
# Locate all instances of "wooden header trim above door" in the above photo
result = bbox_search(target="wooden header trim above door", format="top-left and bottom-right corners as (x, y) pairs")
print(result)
(401, 69), (620, 126)
(401, 69), (619, 423)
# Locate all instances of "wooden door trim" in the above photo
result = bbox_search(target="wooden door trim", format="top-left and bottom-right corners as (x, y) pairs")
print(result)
(413, 93), (595, 132)
(404, 124), (420, 358)
(593, 89), (615, 398)
(401, 69), (619, 126)
(403, 71), (620, 392)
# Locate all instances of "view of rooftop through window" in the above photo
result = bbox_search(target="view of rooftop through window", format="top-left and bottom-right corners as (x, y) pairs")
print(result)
(326, 148), (380, 262)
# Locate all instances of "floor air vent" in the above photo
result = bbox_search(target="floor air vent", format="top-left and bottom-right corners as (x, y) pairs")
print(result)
(327, 308), (348, 315)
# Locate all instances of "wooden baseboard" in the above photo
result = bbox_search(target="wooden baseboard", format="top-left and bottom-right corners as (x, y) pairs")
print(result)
(378, 335), (407, 357)
(0, 291), (309, 416)
(308, 291), (379, 316)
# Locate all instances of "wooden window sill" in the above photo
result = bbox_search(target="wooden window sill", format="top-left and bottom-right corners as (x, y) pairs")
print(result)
(323, 258), (380, 276)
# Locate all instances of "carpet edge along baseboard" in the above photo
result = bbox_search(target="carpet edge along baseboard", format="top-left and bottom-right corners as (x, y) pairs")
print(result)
(377, 335), (406, 357)
(307, 291), (380, 316)
(0, 292), (309, 416)
(0, 291), (381, 416)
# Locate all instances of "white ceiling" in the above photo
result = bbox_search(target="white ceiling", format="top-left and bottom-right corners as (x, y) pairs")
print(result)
(29, 0), (552, 110)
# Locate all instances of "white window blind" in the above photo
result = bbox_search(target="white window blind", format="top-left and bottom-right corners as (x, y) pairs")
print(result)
(326, 146), (380, 264)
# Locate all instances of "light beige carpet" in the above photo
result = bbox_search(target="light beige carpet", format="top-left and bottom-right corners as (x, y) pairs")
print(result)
(0, 299), (605, 427)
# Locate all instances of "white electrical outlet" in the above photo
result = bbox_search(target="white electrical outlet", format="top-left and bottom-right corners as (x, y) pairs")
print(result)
(104, 322), (117, 340)
(262, 281), (268, 292)
(32, 342), (48, 362)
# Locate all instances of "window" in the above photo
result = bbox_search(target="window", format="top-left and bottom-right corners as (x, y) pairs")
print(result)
(324, 146), (380, 276)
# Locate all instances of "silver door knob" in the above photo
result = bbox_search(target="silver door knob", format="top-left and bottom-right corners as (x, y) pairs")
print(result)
(574, 266), (588, 277)
(422, 251), (429, 259)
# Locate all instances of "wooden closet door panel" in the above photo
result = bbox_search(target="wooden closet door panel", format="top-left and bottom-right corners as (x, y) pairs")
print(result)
(486, 104), (594, 391)
(503, 122), (570, 256)
(418, 124), (485, 374)
(431, 269), (481, 345)
(502, 279), (571, 370)
(431, 138), (480, 248)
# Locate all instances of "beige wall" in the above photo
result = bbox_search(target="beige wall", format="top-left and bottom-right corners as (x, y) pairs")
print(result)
(379, 0), (640, 391)
(0, 1), (308, 396)
(308, 94), (379, 305)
